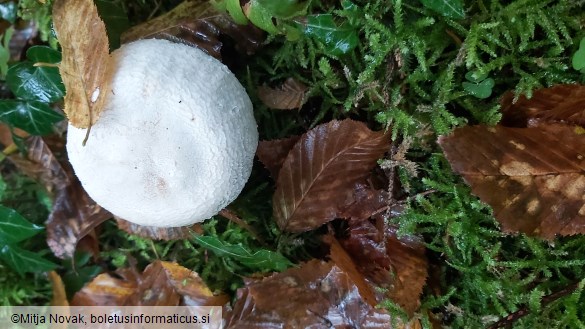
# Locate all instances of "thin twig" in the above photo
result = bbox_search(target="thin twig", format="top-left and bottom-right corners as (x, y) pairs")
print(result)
(487, 281), (582, 329)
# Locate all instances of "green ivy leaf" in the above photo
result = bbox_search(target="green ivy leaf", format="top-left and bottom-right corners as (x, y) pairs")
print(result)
(418, 0), (465, 19)
(0, 244), (57, 276)
(0, 100), (64, 135)
(257, 0), (306, 19)
(6, 60), (65, 103)
(304, 14), (358, 56)
(572, 37), (585, 72)
(0, 205), (43, 245)
(26, 45), (62, 64)
(95, 0), (131, 50)
(193, 235), (293, 272)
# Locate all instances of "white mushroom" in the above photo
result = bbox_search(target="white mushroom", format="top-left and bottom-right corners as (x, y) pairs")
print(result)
(66, 39), (258, 227)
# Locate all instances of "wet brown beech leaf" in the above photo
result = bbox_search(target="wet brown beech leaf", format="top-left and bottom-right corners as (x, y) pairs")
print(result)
(47, 178), (112, 259)
(323, 234), (377, 307)
(53, 0), (113, 128)
(224, 259), (392, 328)
(7, 136), (69, 193)
(256, 135), (300, 178)
(274, 120), (391, 232)
(257, 78), (308, 110)
(340, 219), (428, 315)
(338, 182), (389, 221)
(121, 0), (264, 61)
(116, 217), (202, 240)
(438, 124), (585, 239)
(500, 84), (585, 127)
(71, 269), (138, 306)
(72, 260), (228, 306)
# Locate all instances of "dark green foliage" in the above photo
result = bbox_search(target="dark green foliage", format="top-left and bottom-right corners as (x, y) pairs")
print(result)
(237, 0), (585, 327)
(0, 173), (55, 305)
(0, 46), (64, 135)
(396, 154), (585, 328)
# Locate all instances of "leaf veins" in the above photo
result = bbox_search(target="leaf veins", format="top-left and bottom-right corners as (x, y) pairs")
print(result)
(273, 119), (390, 232)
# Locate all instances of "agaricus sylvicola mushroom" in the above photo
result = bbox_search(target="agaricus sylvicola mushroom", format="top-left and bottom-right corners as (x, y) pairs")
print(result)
(66, 39), (258, 227)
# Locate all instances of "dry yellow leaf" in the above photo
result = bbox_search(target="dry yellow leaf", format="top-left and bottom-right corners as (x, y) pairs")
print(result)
(49, 271), (69, 306)
(53, 0), (113, 128)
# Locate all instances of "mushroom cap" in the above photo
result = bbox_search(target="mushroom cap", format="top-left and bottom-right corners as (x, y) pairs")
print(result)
(67, 39), (258, 227)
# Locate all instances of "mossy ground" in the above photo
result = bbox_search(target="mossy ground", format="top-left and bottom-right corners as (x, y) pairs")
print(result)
(3, 0), (585, 327)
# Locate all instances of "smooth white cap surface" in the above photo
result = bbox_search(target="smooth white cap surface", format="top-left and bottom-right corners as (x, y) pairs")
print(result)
(67, 39), (258, 227)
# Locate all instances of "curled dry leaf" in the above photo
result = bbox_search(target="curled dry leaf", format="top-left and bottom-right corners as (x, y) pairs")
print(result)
(257, 78), (308, 110)
(256, 135), (300, 178)
(224, 259), (392, 328)
(274, 119), (390, 232)
(501, 84), (585, 127)
(341, 219), (428, 315)
(7, 136), (69, 193)
(49, 271), (69, 306)
(121, 0), (264, 60)
(72, 260), (229, 306)
(439, 124), (585, 239)
(47, 178), (112, 259)
(116, 217), (202, 241)
(53, 0), (113, 128)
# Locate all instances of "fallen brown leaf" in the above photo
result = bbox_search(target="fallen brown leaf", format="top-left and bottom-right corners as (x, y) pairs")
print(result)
(49, 271), (69, 306)
(121, 0), (264, 60)
(273, 119), (390, 232)
(7, 136), (69, 193)
(501, 84), (585, 127)
(439, 124), (585, 239)
(224, 259), (392, 328)
(338, 182), (389, 221)
(53, 0), (113, 128)
(256, 135), (300, 178)
(324, 234), (378, 307)
(46, 179), (111, 259)
(340, 219), (428, 315)
(257, 78), (308, 110)
(72, 260), (228, 307)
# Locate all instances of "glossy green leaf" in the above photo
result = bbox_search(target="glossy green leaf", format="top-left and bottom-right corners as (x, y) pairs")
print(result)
(6, 61), (65, 102)
(257, 0), (306, 19)
(226, 0), (248, 24)
(193, 235), (292, 272)
(26, 45), (62, 64)
(0, 205), (43, 245)
(0, 244), (57, 276)
(95, 0), (130, 50)
(245, 0), (279, 34)
(572, 37), (585, 72)
(418, 0), (465, 19)
(0, 1), (16, 23)
(0, 100), (64, 135)
(304, 14), (358, 56)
